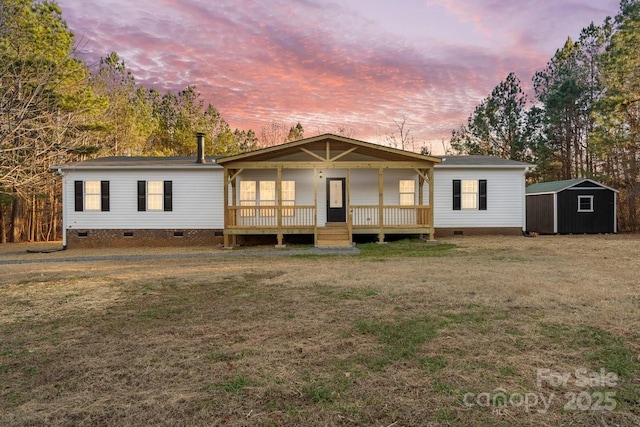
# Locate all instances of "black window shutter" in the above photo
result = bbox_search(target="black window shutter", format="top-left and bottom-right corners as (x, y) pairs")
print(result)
(453, 180), (461, 210)
(101, 181), (110, 212)
(163, 180), (172, 212)
(74, 181), (83, 212)
(479, 180), (487, 210)
(137, 181), (146, 211)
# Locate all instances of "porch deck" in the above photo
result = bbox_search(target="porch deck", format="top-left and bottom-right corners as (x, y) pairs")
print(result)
(225, 205), (433, 244)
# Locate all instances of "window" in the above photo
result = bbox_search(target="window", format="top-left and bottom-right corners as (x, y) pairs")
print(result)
(260, 181), (275, 216)
(399, 180), (415, 205)
(239, 180), (256, 217)
(462, 180), (478, 209)
(239, 180), (295, 217)
(453, 179), (487, 211)
(74, 180), (109, 212)
(147, 181), (164, 211)
(578, 195), (594, 212)
(138, 180), (172, 212)
(281, 181), (295, 216)
(84, 181), (101, 210)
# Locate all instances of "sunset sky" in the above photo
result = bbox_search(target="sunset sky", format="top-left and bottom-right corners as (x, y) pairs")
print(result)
(57, 0), (620, 153)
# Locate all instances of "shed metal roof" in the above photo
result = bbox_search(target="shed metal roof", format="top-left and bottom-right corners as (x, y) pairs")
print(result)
(526, 178), (618, 194)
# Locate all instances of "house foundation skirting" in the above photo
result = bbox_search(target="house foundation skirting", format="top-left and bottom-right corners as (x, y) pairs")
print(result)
(435, 227), (522, 238)
(66, 229), (224, 249)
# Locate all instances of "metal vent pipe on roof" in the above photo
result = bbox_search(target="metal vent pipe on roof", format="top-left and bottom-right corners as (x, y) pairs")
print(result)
(196, 132), (205, 163)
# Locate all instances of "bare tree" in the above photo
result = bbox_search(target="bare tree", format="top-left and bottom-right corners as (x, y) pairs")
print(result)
(335, 124), (356, 138)
(385, 113), (415, 151)
(259, 121), (289, 147)
(1, 0), (101, 242)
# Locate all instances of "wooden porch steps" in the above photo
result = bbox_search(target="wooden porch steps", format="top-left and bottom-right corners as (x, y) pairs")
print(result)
(316, 222), (351, 247)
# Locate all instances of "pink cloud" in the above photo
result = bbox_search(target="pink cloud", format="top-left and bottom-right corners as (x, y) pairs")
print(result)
(58, 0), (621, 152)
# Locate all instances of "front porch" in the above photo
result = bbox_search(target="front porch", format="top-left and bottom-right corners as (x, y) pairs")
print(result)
(217, 134), (440, 247)
(225, 204), (433, 246)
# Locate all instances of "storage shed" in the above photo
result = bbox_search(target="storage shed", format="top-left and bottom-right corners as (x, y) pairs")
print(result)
(526, 178), (617, 234)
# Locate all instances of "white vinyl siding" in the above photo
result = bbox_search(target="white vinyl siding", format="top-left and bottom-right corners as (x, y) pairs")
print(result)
(434, 168), (525, 228)
(63, 169), (223, 230)
(346, 169), (428, 206)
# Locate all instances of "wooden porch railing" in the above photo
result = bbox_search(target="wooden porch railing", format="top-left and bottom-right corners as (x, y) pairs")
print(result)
(227, 205), (429, 229)
(227, 205), (316, 228)
(351, 205), (430, 227)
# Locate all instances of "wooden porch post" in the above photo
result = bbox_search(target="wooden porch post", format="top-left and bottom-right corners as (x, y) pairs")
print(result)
(313, 167), (318, 246)
(346, 168), (352, 243)
(230, 176), (237, 247)
(223, 167), (230, 248)
(418, 172), (425, 239)
(428, 167), (435, 240)
(378, 168), (385, 243)
(276, 166), (284, 247)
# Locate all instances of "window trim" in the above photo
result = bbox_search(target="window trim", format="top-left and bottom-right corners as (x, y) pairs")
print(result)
(453, 179), (487, 211)
(577, 195), (594, 212)
(461, 179), (478, 210)
(137, 180), (172, 212)
(74, 180), (109, 212)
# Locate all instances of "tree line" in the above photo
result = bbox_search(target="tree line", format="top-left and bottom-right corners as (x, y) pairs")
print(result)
(451, 0), (640, 231)
(0, 0), (314, 243)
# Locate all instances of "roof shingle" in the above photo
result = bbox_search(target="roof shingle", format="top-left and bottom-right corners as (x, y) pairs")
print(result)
(437, 155), (533, 167)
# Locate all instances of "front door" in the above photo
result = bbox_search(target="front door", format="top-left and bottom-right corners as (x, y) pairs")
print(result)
(326, 178), (346, 222)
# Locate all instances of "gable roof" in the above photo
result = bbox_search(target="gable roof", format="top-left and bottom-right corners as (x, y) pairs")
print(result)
(216, 133), (442, 164)
(54, 156), (222, 170)
(436, 155), (534, 168)
(526, 178), (618, 194)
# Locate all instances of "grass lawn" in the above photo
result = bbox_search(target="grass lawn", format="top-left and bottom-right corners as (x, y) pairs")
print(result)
(0, 235), (639, 426)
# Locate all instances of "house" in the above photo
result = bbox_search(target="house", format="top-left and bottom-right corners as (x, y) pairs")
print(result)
(54, 134), (533, 248)
(526, 178), (618, 234)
